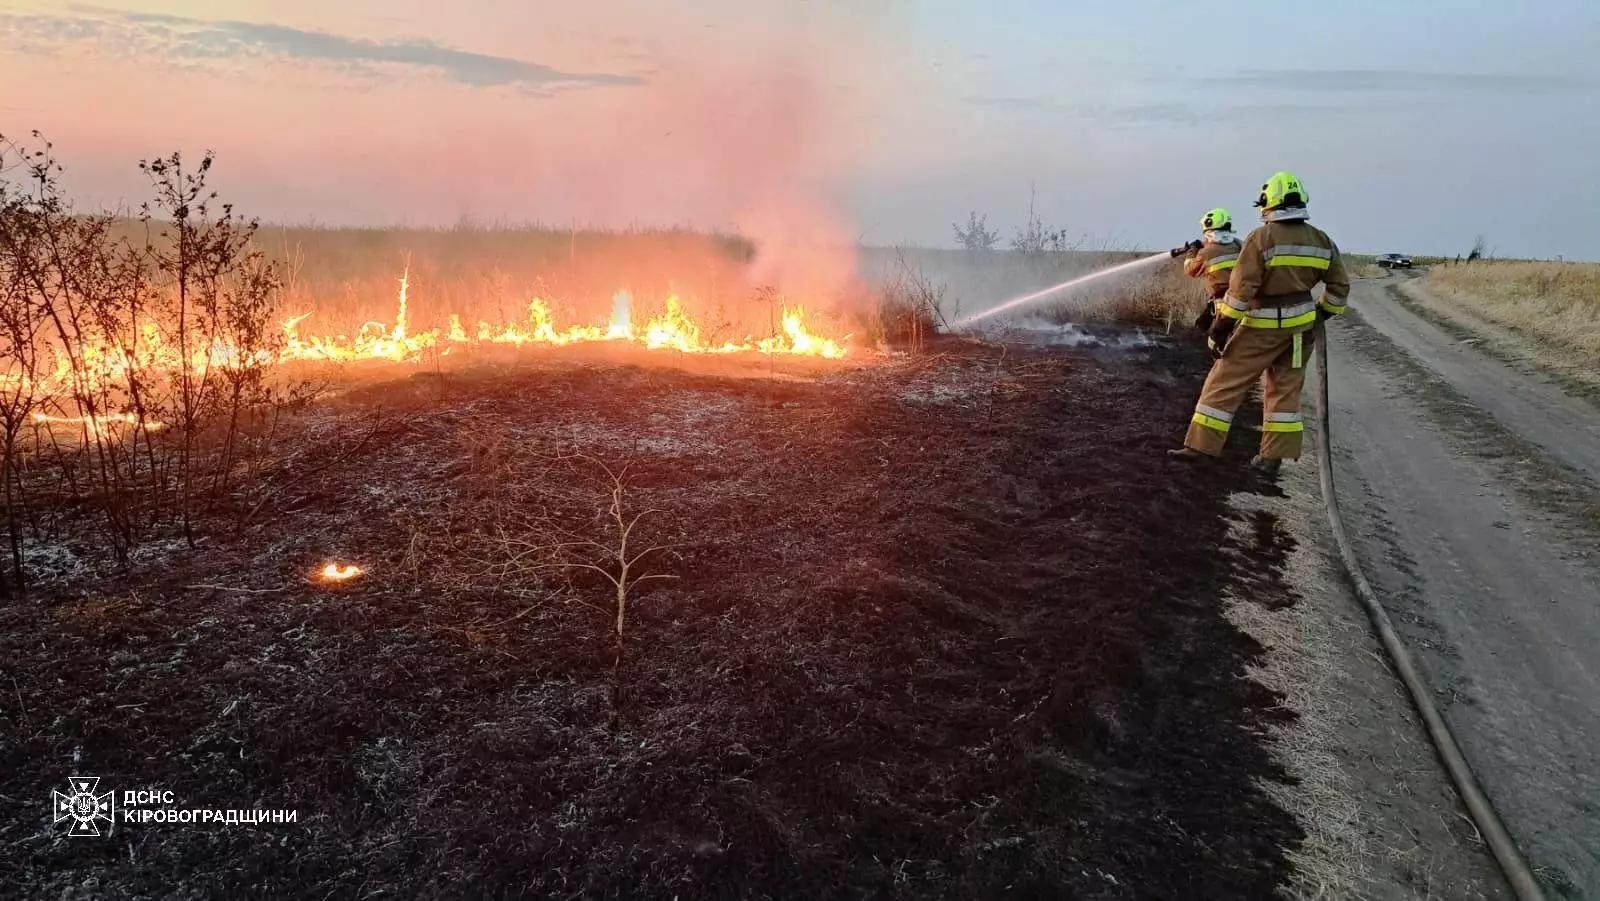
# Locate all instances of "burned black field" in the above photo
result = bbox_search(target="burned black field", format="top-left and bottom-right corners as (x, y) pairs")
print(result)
(2, 336), (1301, 898)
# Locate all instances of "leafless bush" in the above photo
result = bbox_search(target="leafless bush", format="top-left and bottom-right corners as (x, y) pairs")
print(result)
(874, 250), (950, 351)
(0, 133), (291, 587)
(1010, 187), (1077, 256)
(0, 135), (153, 566)
(474, 454), (679, 720)
(0, 137), (52, 592)
(139, 151), (283, 539)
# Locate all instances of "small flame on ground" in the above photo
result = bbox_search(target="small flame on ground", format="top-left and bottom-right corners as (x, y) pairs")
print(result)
(318, 562), (363, 582)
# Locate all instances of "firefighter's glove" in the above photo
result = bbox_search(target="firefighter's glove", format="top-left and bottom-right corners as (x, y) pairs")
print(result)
(1206, 317), (1237, 358)
(1193, 301), (1216, 333)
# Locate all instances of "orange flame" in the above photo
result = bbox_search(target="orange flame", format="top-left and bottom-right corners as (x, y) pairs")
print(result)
(279, 286), (846, 363)
(14, 271), (849, 439)
(318, 562), (363, 582)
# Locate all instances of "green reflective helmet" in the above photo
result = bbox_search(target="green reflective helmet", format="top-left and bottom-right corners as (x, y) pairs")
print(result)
(1200, 207), (1232, 231)
(1255, 171), (1309, 210)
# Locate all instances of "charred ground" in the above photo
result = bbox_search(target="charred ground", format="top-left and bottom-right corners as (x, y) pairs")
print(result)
(2, 335), (1301, 898)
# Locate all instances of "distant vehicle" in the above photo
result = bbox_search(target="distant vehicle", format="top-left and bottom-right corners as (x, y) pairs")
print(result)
(1376, 253), (1414, 269)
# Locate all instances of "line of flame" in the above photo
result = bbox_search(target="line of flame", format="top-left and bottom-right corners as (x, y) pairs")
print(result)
(10, 281), (847, 438)
(278, 291), (846, 364)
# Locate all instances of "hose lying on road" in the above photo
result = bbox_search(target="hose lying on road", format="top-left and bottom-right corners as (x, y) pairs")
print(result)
(1312, 321), (1545, 901)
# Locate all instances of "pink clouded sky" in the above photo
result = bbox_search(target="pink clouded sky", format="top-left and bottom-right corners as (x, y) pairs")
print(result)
(3, 1), (919, 246)
(4, 1), (1599, 258)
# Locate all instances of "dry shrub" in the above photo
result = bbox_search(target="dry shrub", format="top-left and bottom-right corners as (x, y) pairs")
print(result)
(1100, 260), (1201, 326)
(872, 251), (948, 350)
(1426, 260), (1600, 356)
(0, 134), (292, 590)
(469, 453), (680, 722)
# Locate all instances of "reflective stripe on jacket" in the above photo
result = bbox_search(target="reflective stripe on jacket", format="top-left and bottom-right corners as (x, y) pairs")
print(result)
(1222, 218), (1352, 325)
(1219, 296), (1318, 330)
(1183, 239), (1241, 299)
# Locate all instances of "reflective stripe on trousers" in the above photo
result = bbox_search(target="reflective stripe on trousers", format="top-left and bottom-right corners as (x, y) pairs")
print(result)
(1183, 327), (1315, 459)
(1263, 411), (1304, 433)
(1192, 403), (1233, 433)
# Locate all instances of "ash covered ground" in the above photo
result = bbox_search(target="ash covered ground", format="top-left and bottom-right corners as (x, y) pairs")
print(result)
(2, 335), (1303, 898)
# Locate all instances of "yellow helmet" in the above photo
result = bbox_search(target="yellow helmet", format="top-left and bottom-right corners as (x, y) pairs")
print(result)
(1200, 207), (1232, 231)
(1255, 171), (1308, 210)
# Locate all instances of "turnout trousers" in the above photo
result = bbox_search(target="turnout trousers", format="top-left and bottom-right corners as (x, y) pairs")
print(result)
(1183, 325), (1315, 459)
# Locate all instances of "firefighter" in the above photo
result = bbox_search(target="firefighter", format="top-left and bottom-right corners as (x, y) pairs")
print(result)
(1169, 171), (1350, 473)
(1183, 207), (1242, 354)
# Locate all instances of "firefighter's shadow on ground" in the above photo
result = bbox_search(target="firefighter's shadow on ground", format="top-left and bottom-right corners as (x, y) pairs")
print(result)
(1209, 390), (1297, 609)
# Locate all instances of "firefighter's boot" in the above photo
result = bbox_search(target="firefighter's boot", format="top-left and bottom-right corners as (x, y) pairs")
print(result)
(1249, 455), (1282, 475)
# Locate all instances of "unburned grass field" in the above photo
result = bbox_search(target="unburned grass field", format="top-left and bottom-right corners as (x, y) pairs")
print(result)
(1425, 259), (1600, 358)
(1, 334), (1302, 898)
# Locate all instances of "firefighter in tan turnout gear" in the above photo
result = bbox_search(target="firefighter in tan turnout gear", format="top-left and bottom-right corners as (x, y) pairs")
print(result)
(1170, 171), (1350, 473)
(1181, 207), (1242, 355)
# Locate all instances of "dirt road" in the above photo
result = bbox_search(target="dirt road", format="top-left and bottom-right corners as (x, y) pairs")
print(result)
(1324, 274), (1600, 897)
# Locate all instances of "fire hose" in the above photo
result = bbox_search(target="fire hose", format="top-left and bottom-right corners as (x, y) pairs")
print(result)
(1312, 322), (1545, 901)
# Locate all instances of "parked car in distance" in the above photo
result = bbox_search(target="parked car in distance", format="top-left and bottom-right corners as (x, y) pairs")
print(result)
(1376, 252), (1414, 269)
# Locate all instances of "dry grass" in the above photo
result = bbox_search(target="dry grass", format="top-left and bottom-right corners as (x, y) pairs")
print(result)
(1226, 461), (1503, 900)
(107, 219), (767, 338)
(1079, 259), (1199, 328)
(1425, 261), (1600, 357)
(1220, 488), (1369, 900)
(872, 253), (947, 349)
(1344, 254), (1388, 280)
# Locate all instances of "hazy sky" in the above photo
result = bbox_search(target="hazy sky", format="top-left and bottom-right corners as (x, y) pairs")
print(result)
(4, 0), (1598, 258)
